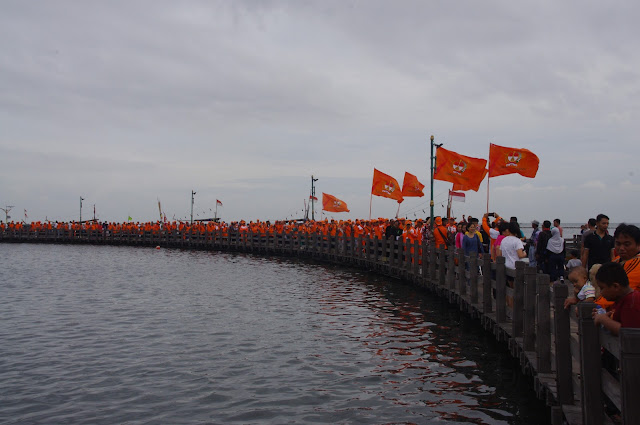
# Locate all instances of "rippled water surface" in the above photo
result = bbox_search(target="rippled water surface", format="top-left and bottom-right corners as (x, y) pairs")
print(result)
(0, 243), (549, 424)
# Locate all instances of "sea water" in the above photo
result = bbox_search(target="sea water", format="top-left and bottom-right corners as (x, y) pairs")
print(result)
(0, 243), (549, 424)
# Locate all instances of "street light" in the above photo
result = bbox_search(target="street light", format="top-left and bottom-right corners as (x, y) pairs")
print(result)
(311, 175), (318, 221)
(1, 205), (14, 223)
(190, 190), (196, 225)
(429, 135), (443, 226)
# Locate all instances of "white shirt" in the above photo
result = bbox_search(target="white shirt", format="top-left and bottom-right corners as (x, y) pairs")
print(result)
(500, 236), (525, 269)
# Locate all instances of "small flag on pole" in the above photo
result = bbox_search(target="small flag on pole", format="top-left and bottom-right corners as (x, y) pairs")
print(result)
(216, 200), (223, 206)
(322, 193), (350, 213)
(449, 190), (465, 202)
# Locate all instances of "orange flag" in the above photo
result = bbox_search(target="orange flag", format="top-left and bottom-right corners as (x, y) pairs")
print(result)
(434, 147), (488, 189)
(401, 172), (425, 198)
(371, 169), (404, 202)
(452, 168), (488, 192)
(322, 193), (350, 213)
(488, 143), (539, 178)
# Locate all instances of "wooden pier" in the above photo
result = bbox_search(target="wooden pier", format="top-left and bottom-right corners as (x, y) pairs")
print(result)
(2, 227), (638, 424)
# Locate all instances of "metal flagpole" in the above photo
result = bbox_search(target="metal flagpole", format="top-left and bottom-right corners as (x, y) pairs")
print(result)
(190, 191), (196, 225)
(486, 146), (491, 213)
(486, 175), (490, 214)
(311, 176), (318, 221)
(429, 135), (443, 226)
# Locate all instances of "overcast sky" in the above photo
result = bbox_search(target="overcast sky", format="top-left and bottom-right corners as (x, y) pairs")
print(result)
(1, 1), (639, 224)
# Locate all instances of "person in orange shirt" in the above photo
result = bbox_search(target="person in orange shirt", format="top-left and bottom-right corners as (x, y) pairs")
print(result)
(482, 212), (502, 260)
(612, 223), (640, 291)
(433, 217), (449, 250)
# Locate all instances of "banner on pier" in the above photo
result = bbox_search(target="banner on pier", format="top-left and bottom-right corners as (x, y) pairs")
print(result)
(488, 143), (539, 178)
(433, 147), (487, 190)
(452, 168), (488, 192)
(371, 169), (404, 202)
(322, 193), (350, 213)
(401, 172), (425, 198)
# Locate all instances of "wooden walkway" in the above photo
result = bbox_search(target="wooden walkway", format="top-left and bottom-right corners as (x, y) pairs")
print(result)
(2, 228), (638, 424)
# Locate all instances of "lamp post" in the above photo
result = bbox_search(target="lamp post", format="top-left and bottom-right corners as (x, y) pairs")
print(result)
(311, 175), (318, 221)
(190, 190), (196, 225)
(1, 205), (14, 223)
(429, 135), (443, 226)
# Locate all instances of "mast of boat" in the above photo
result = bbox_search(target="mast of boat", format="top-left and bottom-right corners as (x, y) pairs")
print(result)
(79, 196), (84, 223)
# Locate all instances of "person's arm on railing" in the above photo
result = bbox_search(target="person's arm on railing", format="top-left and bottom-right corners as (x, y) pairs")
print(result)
(593, 309), (620, 336)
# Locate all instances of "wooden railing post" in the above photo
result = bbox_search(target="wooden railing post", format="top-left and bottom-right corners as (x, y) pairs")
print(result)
(619, 328), (640, 424)
(552, 282), (574, 405)
(457, 249), (466, 297)
(446, 248), (455, 292)
(512, 262), (526, 338)
(429, 244), (437, 286)
(495, 257), (507, 323)
(438, 247), (447, 289)
(523, 264), (537, 351)
(373, 236), (380, 265)
(578, 302), (604, 425)
(469, 254), (478, 305)
(536, 273), (551, 373)
(482, 256), (492, 314)
(412, 240), (420, 279)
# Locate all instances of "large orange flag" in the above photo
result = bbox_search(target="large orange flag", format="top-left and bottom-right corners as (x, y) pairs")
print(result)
(488, 143), (539, 178)
(322, 193), (350, 212)
(401, 172), (425, 198)
(452, 169), (488, 192)
(371, 169), (404, 202)
(434, 147), (487, 189)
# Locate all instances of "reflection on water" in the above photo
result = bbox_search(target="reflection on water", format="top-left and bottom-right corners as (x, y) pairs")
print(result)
(0, 244), (548, 424)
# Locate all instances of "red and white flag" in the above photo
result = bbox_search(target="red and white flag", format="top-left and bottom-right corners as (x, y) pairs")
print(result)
(216, 200), (223, 206)
(449, 190), (465, 203)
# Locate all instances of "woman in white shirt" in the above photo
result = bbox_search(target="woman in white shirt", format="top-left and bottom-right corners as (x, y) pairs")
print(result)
(497, 221), (527, 270)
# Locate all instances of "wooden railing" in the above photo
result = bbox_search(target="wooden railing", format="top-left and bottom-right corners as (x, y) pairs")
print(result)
(2, 228), (638, 424)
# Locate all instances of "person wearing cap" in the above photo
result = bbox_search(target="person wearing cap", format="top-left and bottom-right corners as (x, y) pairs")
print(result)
(528, 220), (541, 267)
(433, 216), (449, 250)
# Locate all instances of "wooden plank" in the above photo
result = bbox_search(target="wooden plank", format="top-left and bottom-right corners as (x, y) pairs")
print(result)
(552, 282), (574, 405)
(495, 257), (507, 323)
(537, 273), (552, 373)
(619, 328), (640, 424)
(512, 262), (526, 338)
(578, 303), (604, 425)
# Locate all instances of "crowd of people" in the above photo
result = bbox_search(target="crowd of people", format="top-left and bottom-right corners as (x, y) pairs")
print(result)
(2, 212), (639, 335)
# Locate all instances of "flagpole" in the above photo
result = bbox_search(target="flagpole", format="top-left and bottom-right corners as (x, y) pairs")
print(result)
(369, 193), (373, 220)
(395, 202), (400, 219)
(486, 176), (490, 214)
(486, 144), (490, 213)
(429, 135), (442, 225)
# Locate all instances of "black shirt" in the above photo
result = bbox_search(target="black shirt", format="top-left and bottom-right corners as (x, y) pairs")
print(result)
(583, 232), (614, 268)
